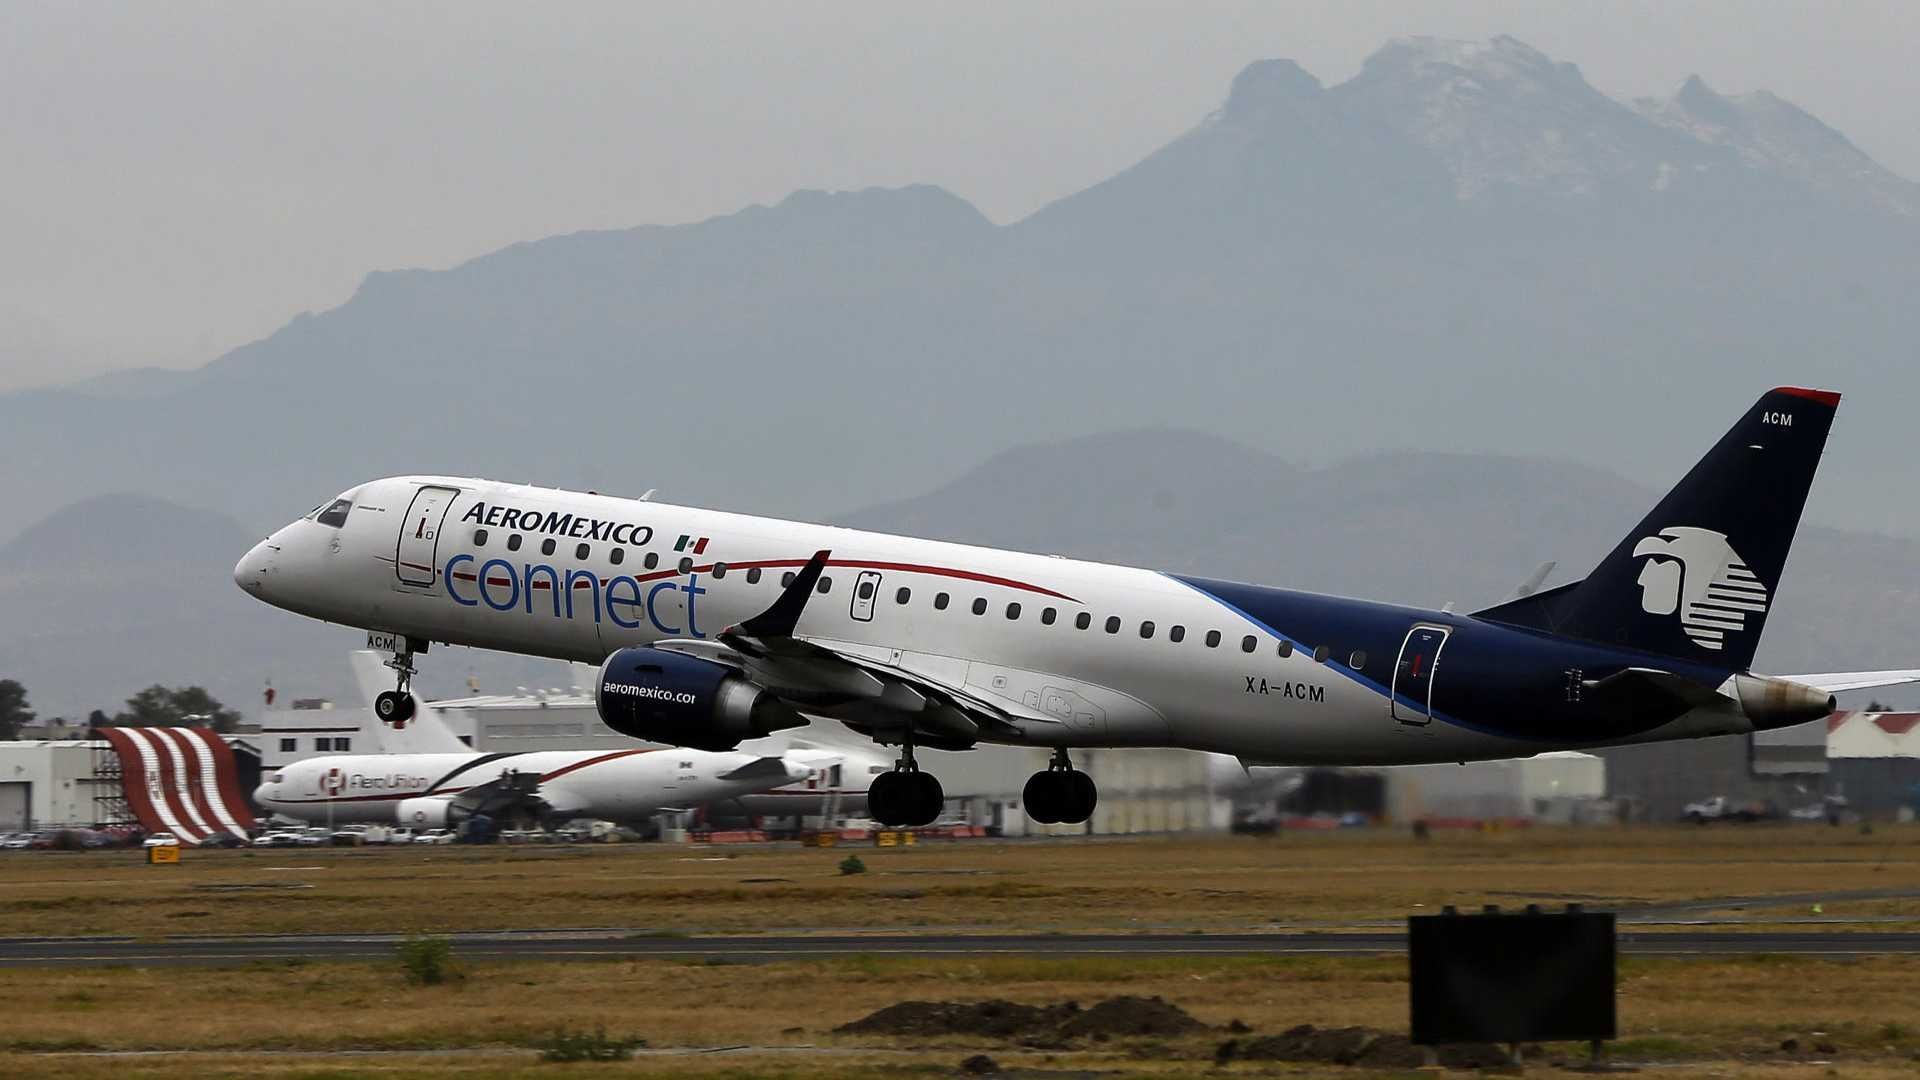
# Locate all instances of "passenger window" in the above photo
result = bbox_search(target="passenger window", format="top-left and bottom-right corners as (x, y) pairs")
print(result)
(1313, 645), (1330, 663)
(610, 548), (624, 566)
(856, 579), (873, 599)
(1041, 607), (1057, 625)
(934, 592), (950, 610)
(1006, 602), (1021, 620)
(473, 529), (488, 546)
(1205, 630), (1221, 648)
(575, 543), (590, 560)
(541, 538), (557, 557)
(507, 534), (523, 552)
(895, 586), (911, 604)
(1075, 612), (1091, 630)
(817, 577), (833, 594)
(1169, 625), (1185, 643)
(782, 571), (795, 587)
(1350, 650), (1367, 669)
(1241, 635), (1257, 653)
(971, 597), (987, 615)
(1105, 616), (1121, 634)
(645, 552), (660, 570)
(1139, 621), (1155, 639)
(713, 563), (728, 579)
(316, 499), (352, 528)
(678, 557), (694, 574)
(1278, 640), (1293, 658)
(746, 567), (762, 584)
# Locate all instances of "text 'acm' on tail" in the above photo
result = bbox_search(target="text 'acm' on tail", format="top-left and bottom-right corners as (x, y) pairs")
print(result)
(1477, 386), (1839, 671)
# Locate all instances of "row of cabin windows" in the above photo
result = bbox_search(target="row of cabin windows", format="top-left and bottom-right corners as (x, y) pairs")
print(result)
(888, 585), (1364, 669)
(470, 528), (1364, 668)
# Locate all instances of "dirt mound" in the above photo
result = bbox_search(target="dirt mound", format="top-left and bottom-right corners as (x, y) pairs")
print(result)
(838, 996), (1207, 1042)
(1058, 996), (1208, 1039)
(835, 999), (1081, 1038)
(1220, 1024), (1513, 1069)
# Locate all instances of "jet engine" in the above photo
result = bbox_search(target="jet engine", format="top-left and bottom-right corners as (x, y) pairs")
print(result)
(396, 797), (456, 828)
(595, 647), (804, 751)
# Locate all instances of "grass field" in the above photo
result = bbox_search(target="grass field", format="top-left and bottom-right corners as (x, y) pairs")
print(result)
(2, 825), (1917, 938)
(3, 828), (1919, 1077)
(2, 953), (1918, 1076)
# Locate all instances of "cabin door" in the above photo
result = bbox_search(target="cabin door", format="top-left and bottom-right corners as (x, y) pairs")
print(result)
(1390, 625), (1450, 725)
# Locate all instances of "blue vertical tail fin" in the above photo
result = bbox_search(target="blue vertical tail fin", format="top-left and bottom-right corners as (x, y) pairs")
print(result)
(1476, 387), (1839, 670)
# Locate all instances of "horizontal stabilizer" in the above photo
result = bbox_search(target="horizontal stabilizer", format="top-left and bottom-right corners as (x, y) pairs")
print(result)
(1779, 670), (1920, 694)
(1579, 667), (1728, 732)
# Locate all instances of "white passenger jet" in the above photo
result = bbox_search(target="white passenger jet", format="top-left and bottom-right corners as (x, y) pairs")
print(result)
(236, 388), (1920, 827)
(254, 689), (830, 829)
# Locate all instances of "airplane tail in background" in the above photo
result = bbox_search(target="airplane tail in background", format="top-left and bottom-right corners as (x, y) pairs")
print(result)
(346, 650), (473, 755)
(1477, 387), (1839, 671)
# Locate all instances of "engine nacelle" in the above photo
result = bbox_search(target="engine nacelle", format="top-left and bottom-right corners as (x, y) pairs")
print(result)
(396, 797), (454, 829)
(596, 647), (804, 751)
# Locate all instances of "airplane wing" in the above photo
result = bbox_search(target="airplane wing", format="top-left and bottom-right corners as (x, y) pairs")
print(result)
(652, 550), (1060, 748)
(1778, 670), (1920, 694)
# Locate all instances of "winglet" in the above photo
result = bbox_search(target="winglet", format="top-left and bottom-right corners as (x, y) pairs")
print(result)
(734, 550), (831, 640)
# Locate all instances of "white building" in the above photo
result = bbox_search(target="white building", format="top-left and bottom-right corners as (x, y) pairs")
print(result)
(1383, 751), (1607, 823)
(0, 741), (116, 831)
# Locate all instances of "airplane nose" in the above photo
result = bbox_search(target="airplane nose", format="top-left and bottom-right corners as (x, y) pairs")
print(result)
(234, 538), (277, 594)
(251, 781), (275, 803)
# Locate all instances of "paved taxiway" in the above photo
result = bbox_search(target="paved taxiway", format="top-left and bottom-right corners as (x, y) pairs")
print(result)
(5, 929), (1919, 967)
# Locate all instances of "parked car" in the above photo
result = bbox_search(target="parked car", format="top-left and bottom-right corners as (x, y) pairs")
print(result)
(252, 830), (302, 847)
(384, 828), (417, 845)
(414, 829), (457, 846)
(200, 832), (249, 848)
(0, 832), (30, 850)
(142, 832), (181, 849)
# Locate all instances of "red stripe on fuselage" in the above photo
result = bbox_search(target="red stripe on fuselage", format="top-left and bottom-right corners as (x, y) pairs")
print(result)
(451, 557), (1078, 602)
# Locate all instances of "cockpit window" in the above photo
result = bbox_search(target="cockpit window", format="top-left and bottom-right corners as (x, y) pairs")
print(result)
(315, 499), (353, 528)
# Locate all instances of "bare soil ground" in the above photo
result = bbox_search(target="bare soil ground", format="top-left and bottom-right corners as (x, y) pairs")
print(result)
(1, 953), (1918, 1075)
(3, 828), (1918, 1076)
(1, 825), (1915, 937)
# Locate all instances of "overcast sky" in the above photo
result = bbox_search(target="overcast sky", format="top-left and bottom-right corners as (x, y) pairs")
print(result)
(5, 1), (1917, 393)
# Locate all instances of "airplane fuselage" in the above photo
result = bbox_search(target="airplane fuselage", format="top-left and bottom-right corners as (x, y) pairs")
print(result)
(237, 476), (1762, 766)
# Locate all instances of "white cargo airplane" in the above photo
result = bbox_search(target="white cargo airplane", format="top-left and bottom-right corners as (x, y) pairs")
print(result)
(237, 388), (1920, 828)
(254, 688), (831, 829)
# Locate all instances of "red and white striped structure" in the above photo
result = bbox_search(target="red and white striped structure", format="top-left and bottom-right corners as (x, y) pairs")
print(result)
(98, 727), (257, 844)
(1827, 712), (1920, 759)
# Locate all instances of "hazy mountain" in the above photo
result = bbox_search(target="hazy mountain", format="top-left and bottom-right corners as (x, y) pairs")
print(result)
(0, 35), (1915, 547)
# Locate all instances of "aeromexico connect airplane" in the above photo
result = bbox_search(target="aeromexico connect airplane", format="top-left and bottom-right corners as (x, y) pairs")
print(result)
(236, 388), (1919, 828)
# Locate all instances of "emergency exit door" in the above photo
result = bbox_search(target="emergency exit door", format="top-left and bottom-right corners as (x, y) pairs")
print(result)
(1391, 625), (1451, 725)
(396, 486), (460, 586)
(850, 570), (883, 622)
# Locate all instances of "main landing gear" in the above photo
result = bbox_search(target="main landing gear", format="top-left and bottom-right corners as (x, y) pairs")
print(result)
(373, 637), (424, 728)
(867, 739), (944, 828)
(1023, 749), (1097, 825)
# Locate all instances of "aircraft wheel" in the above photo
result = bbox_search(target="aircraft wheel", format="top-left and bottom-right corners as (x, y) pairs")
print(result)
(374, 690), (415, 727)
(867, 772), (904, 827)
(910, 772), (944, 828)
(1022, 771), (1061, 825)
(1062, 769), (1098, 824)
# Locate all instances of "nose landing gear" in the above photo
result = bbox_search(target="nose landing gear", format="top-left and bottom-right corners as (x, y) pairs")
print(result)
(866, 738), (944, 828)
(372, 638), (424, 728)
(1023, 749), (1097, 825)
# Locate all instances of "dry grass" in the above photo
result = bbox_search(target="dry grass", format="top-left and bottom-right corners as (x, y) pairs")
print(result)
(1, 952), (1918, 1074)
(1, 826), (1916, 938)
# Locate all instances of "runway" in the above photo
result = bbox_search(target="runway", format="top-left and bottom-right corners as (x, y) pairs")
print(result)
(4, 928), (1919, 967)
